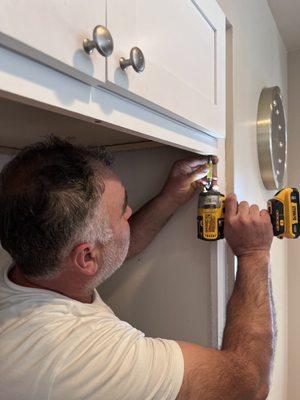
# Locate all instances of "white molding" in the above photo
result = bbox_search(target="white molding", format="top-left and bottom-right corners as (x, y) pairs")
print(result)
(209, 137), (227, 347)
(210, 240), (227, 348)
(0, 46), (219, 156)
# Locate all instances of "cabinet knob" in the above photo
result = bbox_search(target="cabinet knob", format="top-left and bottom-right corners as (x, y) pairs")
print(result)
(83, 25), (113, 57)
(120, 47), (145, 73)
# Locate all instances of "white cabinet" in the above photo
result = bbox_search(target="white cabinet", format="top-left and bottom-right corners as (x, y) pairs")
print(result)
(107, 0), (226, 137)
(0, 0), (226, 138)
(0, 95), (226, 347)
(0, 1), (228, 345)
(0, 0), (107, 84)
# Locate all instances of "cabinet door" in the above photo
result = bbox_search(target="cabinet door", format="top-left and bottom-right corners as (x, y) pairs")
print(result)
(107, 0), (226, 138)
(0, 0), (106, 84)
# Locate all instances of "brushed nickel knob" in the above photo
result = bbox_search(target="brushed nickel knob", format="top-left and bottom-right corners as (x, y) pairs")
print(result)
(83, 25), (113, 57)
(120, 47), (145, 73)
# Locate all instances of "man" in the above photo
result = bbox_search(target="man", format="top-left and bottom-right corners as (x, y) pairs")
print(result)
(0, 137), (275, 400)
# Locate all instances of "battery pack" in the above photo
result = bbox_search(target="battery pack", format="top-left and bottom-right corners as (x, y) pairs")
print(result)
(268, 187), (300, 239)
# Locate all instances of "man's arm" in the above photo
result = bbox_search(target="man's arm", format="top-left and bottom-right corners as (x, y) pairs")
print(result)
(126, 156), (217, 259)
(221, 251), (274, 396)
(176, 194), (275, 400)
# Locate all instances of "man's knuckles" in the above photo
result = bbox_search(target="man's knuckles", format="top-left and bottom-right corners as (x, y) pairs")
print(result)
(225, 216), (238, 227)
(239, 216), (251, 226)
(252, 217), (263, 227)
(226, 215), (266, 229)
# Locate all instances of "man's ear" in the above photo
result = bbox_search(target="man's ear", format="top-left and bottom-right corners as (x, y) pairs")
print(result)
(71, 243), (99, 276)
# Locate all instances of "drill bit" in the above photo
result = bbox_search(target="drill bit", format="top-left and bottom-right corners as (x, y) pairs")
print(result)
(205, 156), (213, 191)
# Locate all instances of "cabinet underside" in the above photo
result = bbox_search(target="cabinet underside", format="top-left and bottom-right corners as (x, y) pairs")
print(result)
(0, 97), (213, 345)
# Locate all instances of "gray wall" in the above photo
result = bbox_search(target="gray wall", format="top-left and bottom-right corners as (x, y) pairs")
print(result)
(99, 146), (212, 345)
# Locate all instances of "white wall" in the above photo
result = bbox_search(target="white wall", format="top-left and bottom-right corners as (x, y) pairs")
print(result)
(216, 1), (288, 399)
(287, 48), (300, 400)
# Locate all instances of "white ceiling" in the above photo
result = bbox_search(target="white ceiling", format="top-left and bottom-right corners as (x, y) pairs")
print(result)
(267, 0), (300, 52)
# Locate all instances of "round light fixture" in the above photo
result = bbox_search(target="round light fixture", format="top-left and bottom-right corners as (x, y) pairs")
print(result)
(257, 86), (287, 190)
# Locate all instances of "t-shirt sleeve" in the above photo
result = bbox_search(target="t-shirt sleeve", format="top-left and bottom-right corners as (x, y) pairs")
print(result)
(51, 317), (184, 400)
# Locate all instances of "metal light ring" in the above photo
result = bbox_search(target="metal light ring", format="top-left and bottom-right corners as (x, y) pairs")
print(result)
(257, 86), (286, 190)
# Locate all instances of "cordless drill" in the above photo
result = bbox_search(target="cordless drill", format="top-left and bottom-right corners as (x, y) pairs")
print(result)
(197, 159), (300, 241)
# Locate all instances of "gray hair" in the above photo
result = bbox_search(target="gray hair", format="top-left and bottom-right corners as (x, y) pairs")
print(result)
(0, 136), (114, 278)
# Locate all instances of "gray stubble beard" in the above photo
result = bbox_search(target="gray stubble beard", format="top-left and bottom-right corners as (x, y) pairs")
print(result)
(92, 227), (130, 288)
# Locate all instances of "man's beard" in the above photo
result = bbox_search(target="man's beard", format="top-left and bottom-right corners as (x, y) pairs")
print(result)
(93, 228), (130, 288)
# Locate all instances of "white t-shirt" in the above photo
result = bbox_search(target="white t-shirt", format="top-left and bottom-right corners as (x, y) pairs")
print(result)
(0, 263), (184, 400)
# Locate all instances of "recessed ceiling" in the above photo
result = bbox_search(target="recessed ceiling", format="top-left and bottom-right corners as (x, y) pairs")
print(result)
(267, 0), (300, 52)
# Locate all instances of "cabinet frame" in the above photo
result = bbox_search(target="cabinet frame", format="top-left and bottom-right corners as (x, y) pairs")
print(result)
(0, 45), (227, 347)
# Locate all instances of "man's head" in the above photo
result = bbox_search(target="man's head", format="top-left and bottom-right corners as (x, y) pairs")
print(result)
(0, 136), (132, 288)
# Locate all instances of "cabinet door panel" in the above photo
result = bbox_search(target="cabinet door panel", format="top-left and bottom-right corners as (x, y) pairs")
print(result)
(107, 0), (226, 138)
(0, 0), (106, 84)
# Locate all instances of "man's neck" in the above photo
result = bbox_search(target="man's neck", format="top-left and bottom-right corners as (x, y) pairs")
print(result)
(9, 266), (43, 289)
(8, 265), (94, 303)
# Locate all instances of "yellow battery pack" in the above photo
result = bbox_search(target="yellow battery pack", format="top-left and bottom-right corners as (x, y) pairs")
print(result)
(268, 187), (300, 239)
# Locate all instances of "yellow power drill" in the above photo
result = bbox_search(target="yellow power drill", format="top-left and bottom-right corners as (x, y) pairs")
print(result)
(197, 158), (300, 241)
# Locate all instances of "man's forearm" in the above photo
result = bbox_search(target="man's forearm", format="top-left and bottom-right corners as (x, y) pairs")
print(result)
(126, 194), (178, 259)
(221, 251), (276, 393)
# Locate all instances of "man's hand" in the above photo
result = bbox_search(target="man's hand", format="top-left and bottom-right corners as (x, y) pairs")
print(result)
(159, 156), (218, 209)
(224, 194), (273, 257)
(126, 155), (218, 259)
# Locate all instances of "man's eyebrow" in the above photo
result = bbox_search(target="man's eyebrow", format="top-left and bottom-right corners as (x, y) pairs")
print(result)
(122, 189), (128, 213)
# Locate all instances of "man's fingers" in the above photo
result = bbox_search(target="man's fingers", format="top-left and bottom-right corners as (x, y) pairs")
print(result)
(189, 165), (209, 183)
(177, 155), (218, 171)
(225, 194), (238, 217)
(200, 176), (218, 184)
(260, 209), (271, 221)
(226, 200), (271, 221)
(212, 176), (218, 184)
(180, 157), (207, 170)
(238, 201), (250, 216)
(250, 204), (260, 217)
